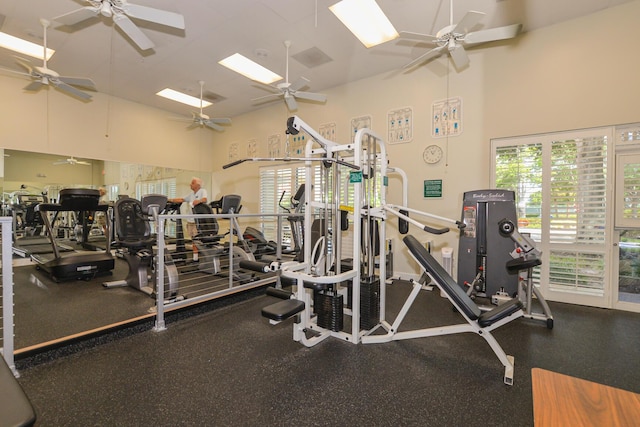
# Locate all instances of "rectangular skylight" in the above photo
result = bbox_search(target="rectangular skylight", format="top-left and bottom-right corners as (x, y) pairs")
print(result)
(0, 31), (55, 60)
(156, 88), (212, 108)
(218, 53), (282, 85)
(329, 0), (398, 48)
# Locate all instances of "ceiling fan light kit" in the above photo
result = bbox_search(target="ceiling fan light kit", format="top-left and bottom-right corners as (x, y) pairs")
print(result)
(251, 40), (327, 112)
(53, 0), (185, 51)
(168, 81), (232, 132)
(4, 18), (97, 100)
(399, 0), (521, 71)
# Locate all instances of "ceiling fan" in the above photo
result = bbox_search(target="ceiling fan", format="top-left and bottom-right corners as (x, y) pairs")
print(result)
(399, 0), (522, 70)
(170, 81), (232, 132)
(53, 0), (185, 51)
(252, 40), (327, 111)
(53, 156), (92, 166)
(4, 18), (96, 100)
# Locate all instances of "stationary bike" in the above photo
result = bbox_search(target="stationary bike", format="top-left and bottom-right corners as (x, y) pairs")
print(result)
(103, 194), (181, 301)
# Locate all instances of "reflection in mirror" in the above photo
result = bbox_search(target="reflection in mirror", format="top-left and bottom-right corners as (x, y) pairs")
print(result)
(1, 149), (212, 351)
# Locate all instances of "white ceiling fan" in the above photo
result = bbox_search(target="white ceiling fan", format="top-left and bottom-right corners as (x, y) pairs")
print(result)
(4, 18), (96, 100)
(399, 0), (522, 70)
(252, 40), (327, 112)
(170, 81), (232, 132)
(53, 0), (185, 51)
(53, 156), (92, 166)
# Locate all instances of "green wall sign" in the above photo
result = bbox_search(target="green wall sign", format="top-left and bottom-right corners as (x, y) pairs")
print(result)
(424, 179), (442, 198)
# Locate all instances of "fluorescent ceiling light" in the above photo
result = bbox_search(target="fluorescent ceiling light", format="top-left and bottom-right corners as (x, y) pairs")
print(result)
(156, 88), (212, 108)
(0, 31), (55, 60)
(329, 0), (398, 48)
(218, 53), (282, 85)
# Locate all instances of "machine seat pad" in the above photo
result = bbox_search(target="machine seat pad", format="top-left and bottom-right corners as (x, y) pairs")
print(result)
(303, 281), (331, 291)
(194, 235), (224, 245)
(261, 299), (305, 321)
(506, 257), (542, 272)
(0, 357), (37, 427)
(403, 235), (482, 321)
(478, 298), (523, 327)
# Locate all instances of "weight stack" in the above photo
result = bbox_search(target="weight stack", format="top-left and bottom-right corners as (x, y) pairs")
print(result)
(315, 291), (343, 332)
(359, 276), (380, 330)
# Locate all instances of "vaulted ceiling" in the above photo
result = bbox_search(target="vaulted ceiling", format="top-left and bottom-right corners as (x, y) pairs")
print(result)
(0, 0), (632, 118)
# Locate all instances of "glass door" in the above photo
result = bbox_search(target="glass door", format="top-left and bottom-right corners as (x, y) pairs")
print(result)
(614, 150), (640, 312)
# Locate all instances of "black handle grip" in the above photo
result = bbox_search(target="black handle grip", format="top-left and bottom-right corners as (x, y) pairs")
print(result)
(399, 209), (409, 235)
(223, 159), (245, 169)
(423, 225), (449, 235)
(239, 260), (271, 273)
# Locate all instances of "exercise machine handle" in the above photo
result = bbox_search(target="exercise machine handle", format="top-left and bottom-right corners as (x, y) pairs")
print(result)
(222, 159), (245, 169)
(423, 225), (449, 235)
(239, 260), (271, 273)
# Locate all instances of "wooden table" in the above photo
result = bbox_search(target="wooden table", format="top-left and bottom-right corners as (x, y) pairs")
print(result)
(532, 368), (640, 426)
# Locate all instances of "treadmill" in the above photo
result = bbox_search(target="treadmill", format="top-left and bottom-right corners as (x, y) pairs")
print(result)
(33, 188), (115, 282)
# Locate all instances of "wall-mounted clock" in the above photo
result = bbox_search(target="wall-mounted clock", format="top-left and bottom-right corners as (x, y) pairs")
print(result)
(423, 144), (443, 164)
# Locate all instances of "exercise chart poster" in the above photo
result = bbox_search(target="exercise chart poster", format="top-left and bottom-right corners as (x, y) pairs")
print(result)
(432, 97), (462, 138)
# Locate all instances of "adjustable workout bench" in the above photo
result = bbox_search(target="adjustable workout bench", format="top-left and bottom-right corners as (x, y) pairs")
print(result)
(362, 235), (524, 385)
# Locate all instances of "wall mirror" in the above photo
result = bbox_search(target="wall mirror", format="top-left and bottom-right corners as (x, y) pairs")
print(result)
(1, 148), (212, 351)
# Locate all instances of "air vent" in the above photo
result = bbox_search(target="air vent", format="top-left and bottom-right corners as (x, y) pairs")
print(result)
(292, 46), (332, 69)
(203, 91), (226, 103)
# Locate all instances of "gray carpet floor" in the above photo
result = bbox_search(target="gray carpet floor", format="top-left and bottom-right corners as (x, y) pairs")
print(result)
(14, 280), (640, 426)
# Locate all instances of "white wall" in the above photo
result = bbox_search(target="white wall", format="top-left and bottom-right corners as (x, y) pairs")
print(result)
(0, 74), (219, 172)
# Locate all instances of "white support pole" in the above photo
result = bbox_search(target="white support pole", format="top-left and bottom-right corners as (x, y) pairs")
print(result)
(154, 217), (166, 332)
(1, 217), (17, 376)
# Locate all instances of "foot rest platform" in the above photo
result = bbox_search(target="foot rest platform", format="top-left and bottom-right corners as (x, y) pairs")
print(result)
(262, 299), (305, 321)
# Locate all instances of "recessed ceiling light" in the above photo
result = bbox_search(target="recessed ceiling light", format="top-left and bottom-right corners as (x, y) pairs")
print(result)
(156, 88), (212, 108)
(218, 53), (282, 85)
(0, 31), (54, 60)
(329, 0), (398, 48)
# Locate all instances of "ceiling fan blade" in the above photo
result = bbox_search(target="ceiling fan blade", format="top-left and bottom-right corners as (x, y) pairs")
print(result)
(203, 120), (224, 132)
(463, 23), (522, 46)
(398, 31), (438, 44)
(76, 161), (92, 166)
(209, 118), (232, 125)
(453, 11), (485, 35)
(448, 45), (470, 69)
(52, 6), (100, 26)
(14, 56), (34, 74)
(289, 76), (310, 92)
(294, 91), (327, 103)
(113, 14), (155, 50)
(51, 80), (93, 100)
(284, 94), (298, 111)
(253, 82), (282, 94)
(252, 93), (282, 103)
(53, 160), (69, 165)
(123, 3), (185, 29)
(0, 65), (31, 78)
(24, 81), (44, 92)
(57, 76), (97, 91)
(403, 45), (446, 69)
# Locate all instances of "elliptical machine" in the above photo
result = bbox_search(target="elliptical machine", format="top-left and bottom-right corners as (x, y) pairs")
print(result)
(191, 195), (256, 283)
(242, 184), (305, 260)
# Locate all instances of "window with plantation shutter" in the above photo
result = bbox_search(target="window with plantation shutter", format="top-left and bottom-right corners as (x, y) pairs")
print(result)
(259, 164), (304, 244)
(492, 128), (613, 307)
